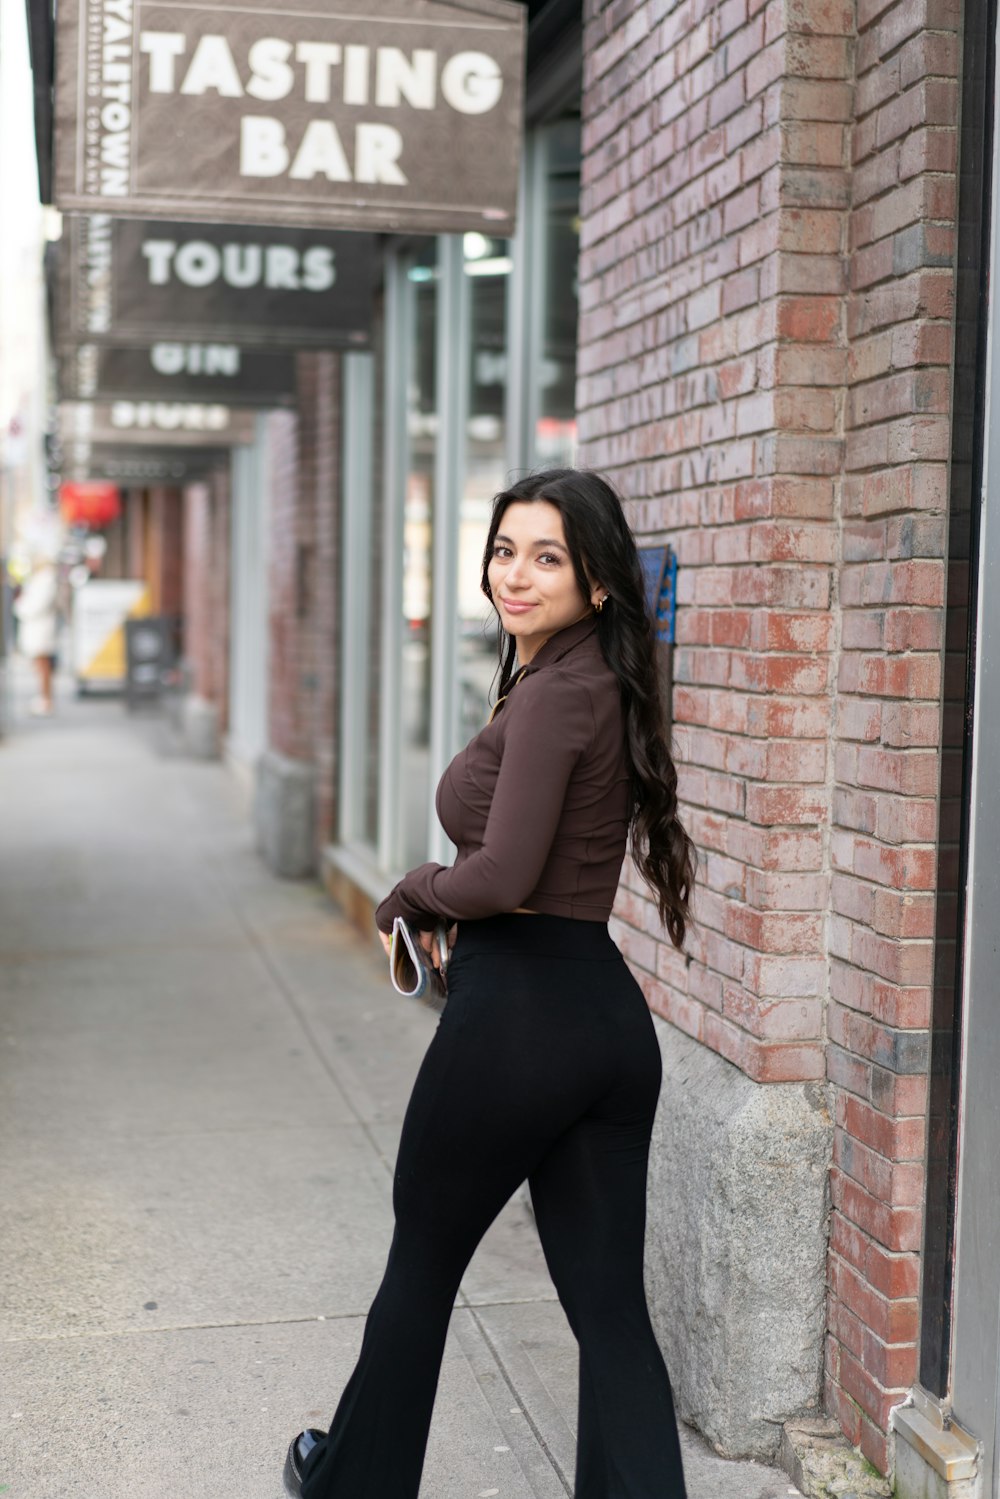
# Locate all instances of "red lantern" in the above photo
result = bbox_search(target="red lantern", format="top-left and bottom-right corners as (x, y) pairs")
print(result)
(59, 482), (122, 528)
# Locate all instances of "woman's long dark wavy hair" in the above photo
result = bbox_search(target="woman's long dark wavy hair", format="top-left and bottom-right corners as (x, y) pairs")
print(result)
(481, 468), (696, 949)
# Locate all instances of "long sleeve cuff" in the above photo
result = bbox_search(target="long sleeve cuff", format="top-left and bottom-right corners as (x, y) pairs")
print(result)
(374, 865), (447, 933)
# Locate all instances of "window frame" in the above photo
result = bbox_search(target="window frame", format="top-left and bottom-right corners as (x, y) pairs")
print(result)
(337, 118), (583, 881)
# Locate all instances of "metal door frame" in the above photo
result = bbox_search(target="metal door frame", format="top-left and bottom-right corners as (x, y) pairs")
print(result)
(950, 8), (1000, 1475)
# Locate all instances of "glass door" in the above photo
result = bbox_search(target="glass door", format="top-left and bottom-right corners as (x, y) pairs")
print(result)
(398, 244), (439, 870)
(458, 231), (509, 745)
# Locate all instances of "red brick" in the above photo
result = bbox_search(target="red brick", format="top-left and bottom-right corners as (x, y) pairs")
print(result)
(744, 868), (829, 909)
(743, 952), (829, 995)
(725, 906), (825, 953)
(871, 1069), (928, 1119)
(781, 120), (848, 165)
(839, 695), (881, 743)
(826, 1373), (863, 1446)
(899, 125), (957, 178)
(836, 1342), (906, 1429)
(865, 1241), (921, 1300)
(828, 1044), (872, 1097)
(578, 1), (958, 1460)
(832, 1169), (923, 1251)
(782, 78), (854, 121)
(829, 1288), (867, 1358)
(860, 1418), (891, 1477)
(744, 785), (829, 825)
(863, 1329), (918, 1388)
(704, 1011), (826, 1080)
(840, 1096), (926, 1161)
(723, 985), (824, 1038)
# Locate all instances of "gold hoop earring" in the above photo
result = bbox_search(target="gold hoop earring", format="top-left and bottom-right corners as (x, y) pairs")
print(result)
(595, 595), (609, 613)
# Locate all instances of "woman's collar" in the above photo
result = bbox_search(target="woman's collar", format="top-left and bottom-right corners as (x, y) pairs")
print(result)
(516, 612), (599, 675)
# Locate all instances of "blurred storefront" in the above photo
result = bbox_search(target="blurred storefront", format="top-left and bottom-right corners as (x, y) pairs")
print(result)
(331, 109), (581, 898)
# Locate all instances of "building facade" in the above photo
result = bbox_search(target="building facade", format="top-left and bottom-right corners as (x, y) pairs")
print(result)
(158, 0), (997, 1493)
(572, 0), (994, 1492)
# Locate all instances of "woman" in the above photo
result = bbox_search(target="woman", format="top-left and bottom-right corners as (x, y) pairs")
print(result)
(285, 468), (696, 1499)
(13, 555), (59, 716)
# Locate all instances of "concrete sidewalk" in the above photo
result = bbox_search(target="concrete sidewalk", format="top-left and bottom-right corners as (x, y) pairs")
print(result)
(0, 671), (802, 1499)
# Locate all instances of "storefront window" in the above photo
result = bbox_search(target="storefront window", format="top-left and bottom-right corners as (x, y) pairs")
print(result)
(399, 244), (438, 869)
(338, 117), (583, 881)
(534, 118), (580, 468)
(459, 232), (508, 743)
(336, 344), (382, 855)
(361, 319), (385, 848)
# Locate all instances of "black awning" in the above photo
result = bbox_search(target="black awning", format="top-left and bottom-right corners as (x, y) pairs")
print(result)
(25, 0), (54, 204)
(526, 0), (582, 124)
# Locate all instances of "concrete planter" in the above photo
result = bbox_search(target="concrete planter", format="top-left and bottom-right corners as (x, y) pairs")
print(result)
(254, 750), (316, 879)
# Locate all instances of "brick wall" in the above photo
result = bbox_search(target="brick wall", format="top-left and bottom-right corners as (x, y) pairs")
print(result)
(579, 0), (845, 1086)
(579, 0), (958, 1472)
(827, 0), (957, 1467)
(126, 488), (146, 583)
(182, 465), (231, 724)
(264, 354), (342, 853)
(147, 486), (184, 618)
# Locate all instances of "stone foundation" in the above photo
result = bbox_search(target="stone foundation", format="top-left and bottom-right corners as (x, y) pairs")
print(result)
(645, 1019), (834, 1461)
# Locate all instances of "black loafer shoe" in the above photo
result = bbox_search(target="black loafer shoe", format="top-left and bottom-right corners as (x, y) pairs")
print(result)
(282, 1428), (325, 1498)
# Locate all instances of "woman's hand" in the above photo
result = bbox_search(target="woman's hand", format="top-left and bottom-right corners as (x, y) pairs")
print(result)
(378, 929), (392, 957)
(417, 928), (437, 968)
(419, 925), (459, 971)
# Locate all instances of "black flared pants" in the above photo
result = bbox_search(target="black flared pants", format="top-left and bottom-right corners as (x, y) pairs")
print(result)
(300, 913), (687, 1499)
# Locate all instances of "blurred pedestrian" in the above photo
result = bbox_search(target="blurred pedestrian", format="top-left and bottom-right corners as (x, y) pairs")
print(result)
(284, 469), (696, 1499)
(13, 553), (59, 716)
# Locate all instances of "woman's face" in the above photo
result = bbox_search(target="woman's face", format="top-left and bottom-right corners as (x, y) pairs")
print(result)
(487, 500), (603, 662)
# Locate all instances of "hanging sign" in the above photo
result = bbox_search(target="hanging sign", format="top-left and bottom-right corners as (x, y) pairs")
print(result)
(52, 0), (525, 233)
(61, 442), (231, 484)
(54, 215), (375, 349)
(58, 398), (257, 443)
(59, 401), (257, 449)
(57, 343), (298, 407)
